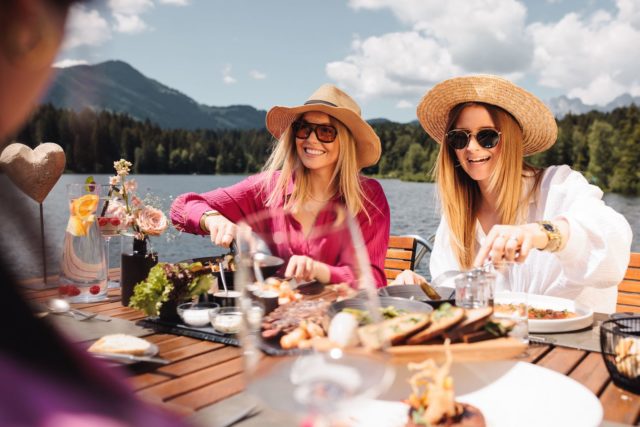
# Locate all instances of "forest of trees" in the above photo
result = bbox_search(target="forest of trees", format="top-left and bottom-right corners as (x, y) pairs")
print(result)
(13, 103), (640, 195)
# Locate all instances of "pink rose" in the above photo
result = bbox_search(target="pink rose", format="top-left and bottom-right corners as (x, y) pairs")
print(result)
(135, 206), (168, 236)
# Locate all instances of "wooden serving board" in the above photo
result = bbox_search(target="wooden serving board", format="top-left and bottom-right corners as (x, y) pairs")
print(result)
(387, 337), (527, 364)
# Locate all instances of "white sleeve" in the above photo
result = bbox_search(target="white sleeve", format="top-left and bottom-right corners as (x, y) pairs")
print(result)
(429, 217), (462, 280)
(540, 165), (632, 289)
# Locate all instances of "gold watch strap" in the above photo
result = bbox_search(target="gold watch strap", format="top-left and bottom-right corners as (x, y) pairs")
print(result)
(200, 210), (220, 232)
(536, 220), (562, 252)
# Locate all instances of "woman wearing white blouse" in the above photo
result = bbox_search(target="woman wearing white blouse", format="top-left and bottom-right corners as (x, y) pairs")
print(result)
(394, 75), (632, 313)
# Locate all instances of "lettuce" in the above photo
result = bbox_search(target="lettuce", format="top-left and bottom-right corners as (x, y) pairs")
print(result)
(129, 262), (213, 316)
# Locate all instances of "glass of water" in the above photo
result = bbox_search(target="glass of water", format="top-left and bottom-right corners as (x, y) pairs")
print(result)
(492, 261), (530, 344)
(454, 270), (493, 309)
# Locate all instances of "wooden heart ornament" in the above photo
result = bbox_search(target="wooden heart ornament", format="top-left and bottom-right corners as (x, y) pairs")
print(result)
(0, 142), (66, 203)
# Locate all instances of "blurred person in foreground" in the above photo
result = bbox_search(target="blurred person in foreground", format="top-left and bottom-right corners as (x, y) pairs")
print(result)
(171, 84), (390, 288)
(393, 75), (632, 313)
(0, 1), (189, 425)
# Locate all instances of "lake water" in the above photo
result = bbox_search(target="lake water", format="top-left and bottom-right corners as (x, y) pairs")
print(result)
(1, 174), (638, 281)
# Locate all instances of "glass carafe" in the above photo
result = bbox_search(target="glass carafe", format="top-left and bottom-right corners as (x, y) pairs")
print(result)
(59, 183), (108, 302)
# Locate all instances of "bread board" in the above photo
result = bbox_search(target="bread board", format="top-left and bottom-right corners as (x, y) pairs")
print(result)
(388, 337), (527, 364)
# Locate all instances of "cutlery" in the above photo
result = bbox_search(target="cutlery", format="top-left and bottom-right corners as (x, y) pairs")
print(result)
(47, 298), (109, 321)
(92, 352), (170, 364)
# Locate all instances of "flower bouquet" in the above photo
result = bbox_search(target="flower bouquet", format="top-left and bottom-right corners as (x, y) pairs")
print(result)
(106, 159), (169, 306)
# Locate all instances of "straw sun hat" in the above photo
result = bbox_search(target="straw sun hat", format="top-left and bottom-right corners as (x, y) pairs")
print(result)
(266, 84), (381, 168)
(416, 75), (558, 156)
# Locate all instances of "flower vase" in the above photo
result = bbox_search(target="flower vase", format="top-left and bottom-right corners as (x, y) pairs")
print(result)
(60, 183), (108, 303)
(120, 233), (158, 307)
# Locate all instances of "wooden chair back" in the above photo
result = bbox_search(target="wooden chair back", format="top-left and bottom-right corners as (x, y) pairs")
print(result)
(384, 235), (432, 283)
(617, 252), (640, 313)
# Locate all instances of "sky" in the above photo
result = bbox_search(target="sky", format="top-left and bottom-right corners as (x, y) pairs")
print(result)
(56, 0), (640, 122)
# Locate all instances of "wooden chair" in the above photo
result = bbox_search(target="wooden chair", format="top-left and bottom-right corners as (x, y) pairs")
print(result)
(617, 252), (640, 313)
(384, 234), (433, 283)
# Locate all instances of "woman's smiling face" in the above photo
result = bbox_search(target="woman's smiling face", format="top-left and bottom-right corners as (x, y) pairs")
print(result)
(295, 111), (340, 174)
(452, 104), (501, 184)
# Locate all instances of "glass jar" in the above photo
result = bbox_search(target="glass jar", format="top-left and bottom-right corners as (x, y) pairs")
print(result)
(59, 183), (108, 302)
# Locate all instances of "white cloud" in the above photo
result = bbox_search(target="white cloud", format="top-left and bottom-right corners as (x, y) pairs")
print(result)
(108, 0), (153, 15)
(337, 0), (640, 106)
(529, 6), (640, 105)
(223, 65), (237, 84)
(108, 0), (153, 34)
(395, 100), (413, 109)
(112, 13), (149, 33)
(348, 0), (532, 73)
(53, 59), (89, 68)
(249, 70), (267, 80)
(158, 0), (190, 5)
(333, 0), (532, 99)
(326, 31), (460, 98)
(62, 5), (112, 50)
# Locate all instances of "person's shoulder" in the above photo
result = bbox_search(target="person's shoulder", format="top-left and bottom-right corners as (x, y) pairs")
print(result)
(542, 165), (586, 185)
(359, 176), (384, 194)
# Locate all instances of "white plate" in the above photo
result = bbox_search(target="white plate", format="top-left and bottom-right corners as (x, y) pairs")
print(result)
(526, 294), (594, 333)
(379, 361), (602, 427)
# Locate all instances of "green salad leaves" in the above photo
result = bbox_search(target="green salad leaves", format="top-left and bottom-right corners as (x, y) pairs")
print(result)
(129, 262), (213, 316)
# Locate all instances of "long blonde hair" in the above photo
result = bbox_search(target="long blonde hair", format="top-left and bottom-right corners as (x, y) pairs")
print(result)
(262, 114), (370, 219)
(435, 102), (542, 269)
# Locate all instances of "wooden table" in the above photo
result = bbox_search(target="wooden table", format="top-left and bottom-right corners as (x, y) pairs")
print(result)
(20, 282), (640, 426)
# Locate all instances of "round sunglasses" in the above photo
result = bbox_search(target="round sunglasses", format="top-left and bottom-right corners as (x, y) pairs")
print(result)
(446, 128), (501, 150)
(292, 120), (338, 143)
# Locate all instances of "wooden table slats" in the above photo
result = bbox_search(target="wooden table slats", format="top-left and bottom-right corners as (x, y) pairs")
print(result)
(20, 285), (640, 425)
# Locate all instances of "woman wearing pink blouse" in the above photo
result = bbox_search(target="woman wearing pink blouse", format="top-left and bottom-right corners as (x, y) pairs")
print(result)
(171, 84), (390, 287)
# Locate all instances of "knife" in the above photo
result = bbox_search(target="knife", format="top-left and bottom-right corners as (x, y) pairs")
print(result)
(92, 352), (170, 364)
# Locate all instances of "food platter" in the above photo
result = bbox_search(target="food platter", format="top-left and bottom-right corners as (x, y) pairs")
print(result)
(377, 360), (603, 427)
(525, 294), (594, 333)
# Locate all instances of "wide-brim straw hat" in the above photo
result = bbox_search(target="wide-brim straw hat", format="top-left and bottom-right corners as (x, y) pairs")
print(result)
(266, 84), (381, 168)
(416, 75), (557, 156)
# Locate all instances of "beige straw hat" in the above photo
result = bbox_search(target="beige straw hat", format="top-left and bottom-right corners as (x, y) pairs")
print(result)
(416, 75), (557, 156)
(266, 84), (381, 168)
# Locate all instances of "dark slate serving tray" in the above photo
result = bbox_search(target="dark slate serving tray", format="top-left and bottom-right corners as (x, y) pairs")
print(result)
(136, 317), (310, 356)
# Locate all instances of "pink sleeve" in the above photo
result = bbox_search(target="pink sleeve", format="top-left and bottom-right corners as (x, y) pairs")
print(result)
(327, 178), (390, 288)
(170, 175), (264, 235)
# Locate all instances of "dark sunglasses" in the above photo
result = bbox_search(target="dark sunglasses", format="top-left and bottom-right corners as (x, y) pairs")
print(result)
(292, 121), (338, 143)
(446, 128), (501, 150)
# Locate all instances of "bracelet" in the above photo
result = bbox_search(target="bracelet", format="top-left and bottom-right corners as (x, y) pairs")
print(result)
(536, 220), (562, 252)
(199, 210), (220, 232)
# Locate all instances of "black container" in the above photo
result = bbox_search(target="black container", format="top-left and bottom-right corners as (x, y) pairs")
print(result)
(213, 290), (242, 307)
(600, 316), (640, 394)
(377, 285), (455, 309)
(121, 251), (158, 306)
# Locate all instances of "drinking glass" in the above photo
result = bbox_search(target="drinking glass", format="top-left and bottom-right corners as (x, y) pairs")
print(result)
(98, 184), (126, 289)
(454, 269), (492, 309)
(235, 203), (394, 424)
(492, 261), (530, 344)
(60, 183), (108, 302)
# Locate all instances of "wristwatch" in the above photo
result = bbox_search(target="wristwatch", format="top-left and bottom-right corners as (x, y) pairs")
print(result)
(199, 210), (221, 232)
(536, 220), (562, 252)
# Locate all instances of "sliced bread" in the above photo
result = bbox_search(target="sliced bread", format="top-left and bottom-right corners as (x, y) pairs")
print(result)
(88, 334), (151, 356)
(406, 305), (465, 345)
(358, 312), (432, 349)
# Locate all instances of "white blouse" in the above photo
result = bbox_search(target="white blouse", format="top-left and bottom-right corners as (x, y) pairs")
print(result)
(429, 165), (633, 313)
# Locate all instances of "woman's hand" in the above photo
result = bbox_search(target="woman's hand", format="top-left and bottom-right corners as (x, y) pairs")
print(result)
(204, 214), (237, 248)
(285, 255), (330, 283)
(473, 220), (568, 266)
(391, 269), (427, 285)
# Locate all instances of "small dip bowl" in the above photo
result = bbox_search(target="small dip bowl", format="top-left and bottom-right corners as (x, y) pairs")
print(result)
(209, 307), (243, 334)
(213, 290), (242, 307)
(177, 302), (219, 327)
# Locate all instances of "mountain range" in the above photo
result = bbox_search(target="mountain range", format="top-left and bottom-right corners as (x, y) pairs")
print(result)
(545, 94), (640, 118)
(44, 60), (267, 130)
(43, 60), (639, 128)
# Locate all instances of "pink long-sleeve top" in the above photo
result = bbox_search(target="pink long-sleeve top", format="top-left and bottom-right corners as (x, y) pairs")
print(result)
(170, 172), (390, 287)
